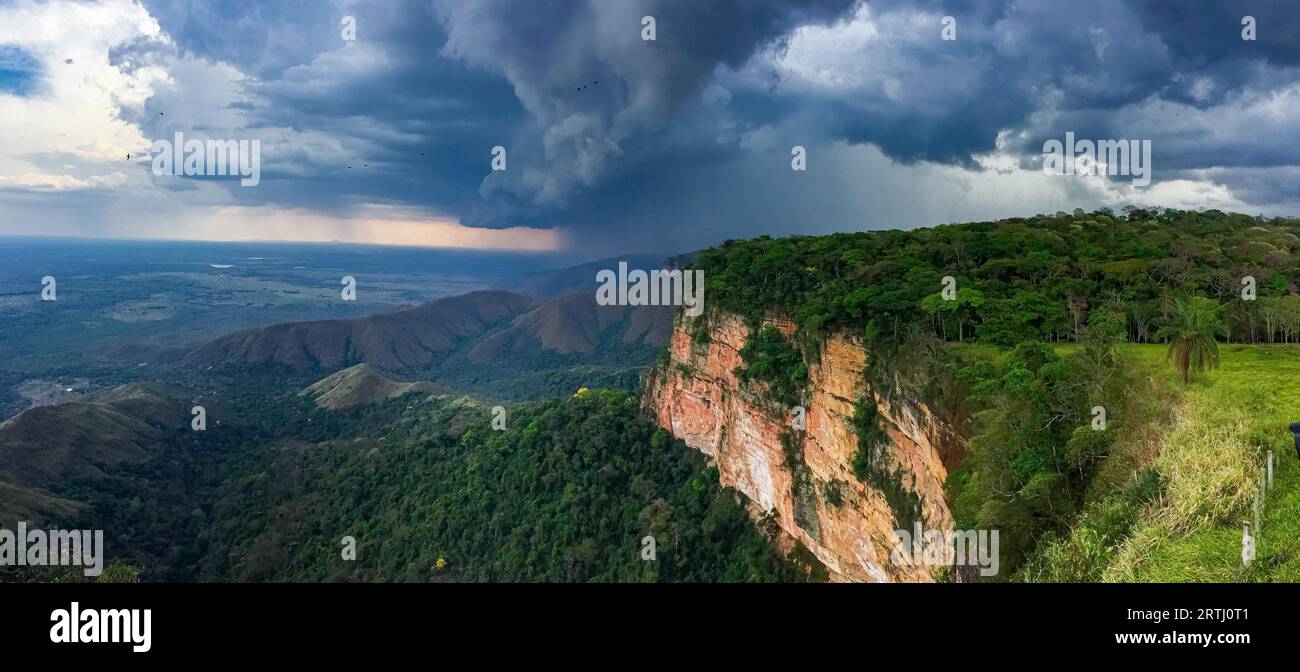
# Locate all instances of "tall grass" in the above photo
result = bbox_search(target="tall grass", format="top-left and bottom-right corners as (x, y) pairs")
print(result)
(1026, 344), (1300, 582)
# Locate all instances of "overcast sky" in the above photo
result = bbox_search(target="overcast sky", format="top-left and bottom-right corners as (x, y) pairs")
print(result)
(1, 0), (1298, 257)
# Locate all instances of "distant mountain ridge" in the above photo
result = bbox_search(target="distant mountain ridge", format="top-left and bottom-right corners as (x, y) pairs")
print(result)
(183, 288), (673, 373)
(468, 292), (672, 359)
(183, 290), (536, 370)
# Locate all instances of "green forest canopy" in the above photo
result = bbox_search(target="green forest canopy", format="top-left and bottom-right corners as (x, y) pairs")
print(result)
(693, 208), (1300, 346)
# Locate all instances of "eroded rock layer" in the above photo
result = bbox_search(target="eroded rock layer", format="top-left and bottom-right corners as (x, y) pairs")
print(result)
(644, 312), (966, 582)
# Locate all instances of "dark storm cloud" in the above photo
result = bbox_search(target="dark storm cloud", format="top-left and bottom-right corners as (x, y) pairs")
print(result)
(128, 0), (862, 222)
(732, 0), (1195, 166)
(697, 0), (1300, 217)
(431, 0), (857, 213)
(1198, 166), (1300, 210)
(139, 0), (342, 78)
(123, 0), (526, 217)
(1136, 1), (1300, 69)
(112, 0), (1300, 250)
(179, 0), (857, 225)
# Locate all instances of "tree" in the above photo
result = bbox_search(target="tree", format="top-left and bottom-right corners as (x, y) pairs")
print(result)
(1080, 308), (1126, 397)
(98, 563), (142, 583)
(921, 287), (985, 341)
(1155, 297), (1228, 384)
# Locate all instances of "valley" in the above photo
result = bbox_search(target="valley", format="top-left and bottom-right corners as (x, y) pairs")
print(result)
(0, 238), (556, 418)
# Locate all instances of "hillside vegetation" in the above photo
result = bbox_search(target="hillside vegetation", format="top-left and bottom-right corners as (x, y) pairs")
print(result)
(196, 390), (801, 582)
(694, 208), (1300, 581)
(5, 377), (800, 583)
(695, 208), (1300, 346)
(0, 383), (194, 523)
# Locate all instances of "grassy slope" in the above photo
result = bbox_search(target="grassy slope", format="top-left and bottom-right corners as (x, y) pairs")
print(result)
(957, 342), (1300, 582)
(1104, 344), (1300, 582)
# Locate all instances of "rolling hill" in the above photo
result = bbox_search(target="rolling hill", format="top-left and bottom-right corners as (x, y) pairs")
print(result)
(0, 383), (190, 523)
(301, 364), (441, 410)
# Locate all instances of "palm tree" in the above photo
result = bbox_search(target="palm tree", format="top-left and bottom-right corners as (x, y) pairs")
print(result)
(1155, 297), (1228, 384)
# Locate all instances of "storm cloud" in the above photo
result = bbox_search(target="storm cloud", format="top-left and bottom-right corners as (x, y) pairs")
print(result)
(1, 0), (1298, 255)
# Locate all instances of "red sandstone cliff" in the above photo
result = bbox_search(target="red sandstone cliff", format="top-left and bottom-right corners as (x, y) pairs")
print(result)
(643, 312), (967, 582)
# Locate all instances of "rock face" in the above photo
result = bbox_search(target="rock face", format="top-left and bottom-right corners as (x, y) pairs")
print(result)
(643, 312), (966, 582)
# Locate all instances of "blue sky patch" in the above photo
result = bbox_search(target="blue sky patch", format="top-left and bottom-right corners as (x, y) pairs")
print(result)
(0, 44), (40, 96)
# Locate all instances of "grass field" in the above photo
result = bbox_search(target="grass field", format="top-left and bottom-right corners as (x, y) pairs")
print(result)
(1101, 344), (1300, 582)
(1009, 343), (1299, 582)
